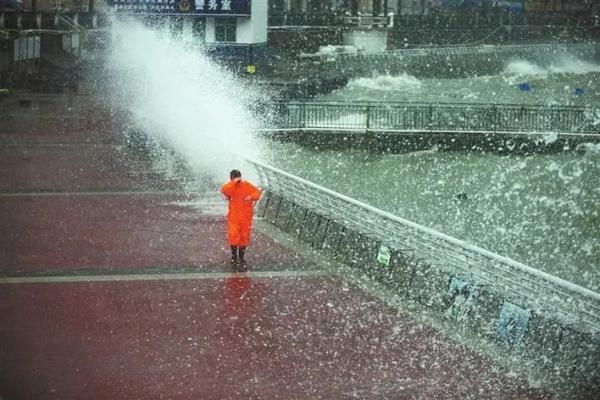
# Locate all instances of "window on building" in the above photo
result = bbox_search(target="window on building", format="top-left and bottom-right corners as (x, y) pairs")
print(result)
(215, 18), (237, 43)
(193, 18), (206, 42)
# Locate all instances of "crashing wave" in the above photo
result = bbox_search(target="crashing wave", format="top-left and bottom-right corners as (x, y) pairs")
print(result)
(347, 74), (422, 91)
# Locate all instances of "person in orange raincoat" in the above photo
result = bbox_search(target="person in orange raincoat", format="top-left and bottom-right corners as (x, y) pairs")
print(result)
(221, 169), (261, 266)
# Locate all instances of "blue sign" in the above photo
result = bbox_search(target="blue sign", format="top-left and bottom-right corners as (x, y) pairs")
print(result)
(495, 302), (530, 347)
(517, 82), (531, 92)
(444, 277), (478, 323)
(108, 0), (251, 15)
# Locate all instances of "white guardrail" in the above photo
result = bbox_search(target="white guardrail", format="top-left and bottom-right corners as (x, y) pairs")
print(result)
(321, 42), (600, 61)
(247, 158), (600, 333)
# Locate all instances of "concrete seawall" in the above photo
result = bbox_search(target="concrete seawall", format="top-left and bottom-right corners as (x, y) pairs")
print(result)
(263, 128), (600, 154)
(256, 189), (600, 399)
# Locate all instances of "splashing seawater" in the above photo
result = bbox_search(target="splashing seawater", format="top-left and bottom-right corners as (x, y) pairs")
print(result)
(503, 56), (600, 76)
(264, 142), (600, 291)
(347, 74), (422, 92)
(106, 20), (264, 182)
(323, 54), (600, 105)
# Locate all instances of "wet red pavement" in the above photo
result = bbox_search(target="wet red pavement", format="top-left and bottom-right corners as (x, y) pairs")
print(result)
(0, 194), (305, 274)
(1, 278), (549, 400)
(0, 97), (550, 399)
(0, 144), (167, 192)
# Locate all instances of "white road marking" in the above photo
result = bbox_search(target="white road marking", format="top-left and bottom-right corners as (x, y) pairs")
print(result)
(0, 269), (330, 284)
(172, 193), (227, 216)
(0, 190), (187, 198)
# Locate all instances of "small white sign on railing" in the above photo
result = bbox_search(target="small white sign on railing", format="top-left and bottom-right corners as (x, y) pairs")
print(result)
(376, 244), (391, 267)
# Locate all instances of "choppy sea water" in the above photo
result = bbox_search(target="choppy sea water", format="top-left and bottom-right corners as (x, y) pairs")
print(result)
(264, 141), (600, 292)
(320, 57), (600, 106)
(268, 56), (600, 291)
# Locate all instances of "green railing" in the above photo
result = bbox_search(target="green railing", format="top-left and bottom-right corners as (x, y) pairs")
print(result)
(270, 101), (600, 136)
(267, 10), (596, 28)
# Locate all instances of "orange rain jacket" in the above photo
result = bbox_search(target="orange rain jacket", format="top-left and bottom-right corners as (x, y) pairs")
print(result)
(221, 179), (261, 246)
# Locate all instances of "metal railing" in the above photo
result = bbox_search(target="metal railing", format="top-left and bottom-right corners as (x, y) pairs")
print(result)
(248, 158), (600, 333)
(270, 101), (600, 136)
(314, 42), (600, 63)
(268, 10), (596, 28)
(340, 15), (390, 27)
(393, 11), (595, 29)
(0, 11), (100, 31)
(56, 11), (84, 32)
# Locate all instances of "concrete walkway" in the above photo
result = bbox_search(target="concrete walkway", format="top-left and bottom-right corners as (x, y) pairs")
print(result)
(0, 100), (549, 399)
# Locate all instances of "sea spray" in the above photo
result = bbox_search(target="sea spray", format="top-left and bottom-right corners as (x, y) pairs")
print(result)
(347, 73), (422, 92)
(105, 19), (266, 183)
(503, 56), (600, 76)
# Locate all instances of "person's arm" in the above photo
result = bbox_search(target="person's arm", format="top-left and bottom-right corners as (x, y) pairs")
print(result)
(221, 183), (232, 200)
(244, 183), (262, 202)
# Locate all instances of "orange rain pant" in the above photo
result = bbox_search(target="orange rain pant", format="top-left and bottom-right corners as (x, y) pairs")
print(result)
(227, 219), (252, 247)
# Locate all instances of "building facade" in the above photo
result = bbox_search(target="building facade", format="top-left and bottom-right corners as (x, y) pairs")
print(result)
(103, 0), (267, 70)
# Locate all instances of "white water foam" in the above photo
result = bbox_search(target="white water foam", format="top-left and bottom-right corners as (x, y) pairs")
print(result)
(503, 60), (548, 76)
(576, 142), (600, 154)
(304, 113), (367, 129)
(504, 57), (600, 76)
(347, 74), (422, 92)
(105, 20), (265, 182)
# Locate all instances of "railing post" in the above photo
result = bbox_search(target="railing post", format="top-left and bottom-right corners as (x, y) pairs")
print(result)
(279, 101), (286, 129)
(428, 104), (433, 131)
(366, 105), (371, 131)
(548, 106), (556, 133)
(301, 102), (306, 129)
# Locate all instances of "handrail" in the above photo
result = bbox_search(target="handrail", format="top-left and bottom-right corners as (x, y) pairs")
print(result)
(0, 10), (91, 32)
(56, 10), (85, 33)
(312, 42), (599, 59)
(247, 158), (600, 333)
(270, 101), (600, 136)
(268, 10), (596, 28)
(279, 100), (594, 109)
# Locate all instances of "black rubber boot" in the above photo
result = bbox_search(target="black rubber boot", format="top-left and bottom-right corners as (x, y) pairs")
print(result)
(238, 247), (246, 266)
(230, 246), (238, 265)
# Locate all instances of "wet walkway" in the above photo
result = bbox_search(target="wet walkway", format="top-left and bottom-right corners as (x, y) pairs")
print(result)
(0, 101), (549, 399)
